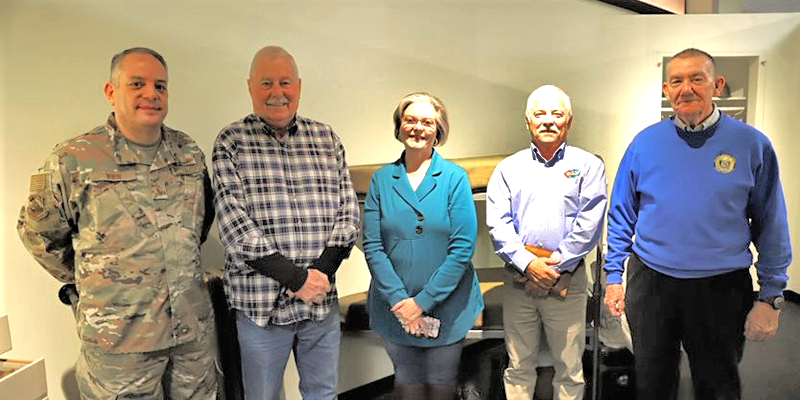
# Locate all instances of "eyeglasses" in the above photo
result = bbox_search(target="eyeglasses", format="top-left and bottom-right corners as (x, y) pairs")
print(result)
(401, 116), (436, 131)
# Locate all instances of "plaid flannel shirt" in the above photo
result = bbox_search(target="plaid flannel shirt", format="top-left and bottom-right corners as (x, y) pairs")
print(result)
(213, 113), (359, 326)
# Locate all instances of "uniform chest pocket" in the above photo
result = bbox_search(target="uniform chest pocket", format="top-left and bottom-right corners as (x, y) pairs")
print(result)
(88, 171), (156, 253)
(172, 163), (206, 232)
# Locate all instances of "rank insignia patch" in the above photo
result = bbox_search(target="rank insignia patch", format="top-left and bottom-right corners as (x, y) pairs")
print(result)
(564, 169), (581, 179)
(27, 195), (48, 221)
(714, 154), (736, 174)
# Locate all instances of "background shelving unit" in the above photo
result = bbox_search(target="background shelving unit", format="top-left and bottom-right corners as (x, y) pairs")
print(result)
(660, 56), (760, 125)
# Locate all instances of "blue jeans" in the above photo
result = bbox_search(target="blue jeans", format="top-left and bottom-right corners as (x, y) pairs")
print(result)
(236, 304), (341, 400)
(383, 339), (463, 387)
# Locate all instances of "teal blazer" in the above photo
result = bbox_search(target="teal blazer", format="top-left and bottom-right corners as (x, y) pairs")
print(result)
(363, 150), (484, 347)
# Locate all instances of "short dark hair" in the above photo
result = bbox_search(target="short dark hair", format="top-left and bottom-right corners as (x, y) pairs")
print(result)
(392, 92), (450, 147)
(109, 47), (168, 85)
(668, 48), (716, 76)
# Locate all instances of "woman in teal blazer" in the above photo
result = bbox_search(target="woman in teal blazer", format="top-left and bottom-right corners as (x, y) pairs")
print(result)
(363, 92), (484, 400)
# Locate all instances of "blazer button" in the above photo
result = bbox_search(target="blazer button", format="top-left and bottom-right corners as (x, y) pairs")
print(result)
(415, 226), (423, 234)
(417, 214), (424, 221)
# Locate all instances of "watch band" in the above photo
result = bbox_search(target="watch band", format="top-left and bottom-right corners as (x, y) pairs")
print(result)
(758, 296), (784, 310)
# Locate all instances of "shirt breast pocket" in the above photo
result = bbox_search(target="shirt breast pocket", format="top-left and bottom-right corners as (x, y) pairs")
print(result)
(172, 163), (206, 234)
(88, 171), (155, 253)
(560, 174), (583, 217)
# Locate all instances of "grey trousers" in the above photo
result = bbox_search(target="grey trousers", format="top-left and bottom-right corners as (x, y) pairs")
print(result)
(502, 264), (587, 400)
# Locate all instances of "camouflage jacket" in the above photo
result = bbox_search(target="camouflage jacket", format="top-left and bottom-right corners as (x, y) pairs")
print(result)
(17, 113), (215, 354)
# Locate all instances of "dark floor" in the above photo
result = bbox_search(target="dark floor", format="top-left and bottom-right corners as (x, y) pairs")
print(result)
(677, 297), (800, 400)
(341, 298), (800, 400)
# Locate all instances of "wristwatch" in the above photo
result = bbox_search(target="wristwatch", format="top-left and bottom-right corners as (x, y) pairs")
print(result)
(758, 296), (784, 310)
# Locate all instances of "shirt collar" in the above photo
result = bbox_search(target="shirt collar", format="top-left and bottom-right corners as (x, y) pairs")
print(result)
(255, 114), (299, 139)
(674, 105), (720, 132)
(392, 149), (444, 178)
(531, 141), (567, 167)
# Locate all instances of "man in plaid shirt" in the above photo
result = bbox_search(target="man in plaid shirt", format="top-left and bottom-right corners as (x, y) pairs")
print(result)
(212, 46), (359, 400)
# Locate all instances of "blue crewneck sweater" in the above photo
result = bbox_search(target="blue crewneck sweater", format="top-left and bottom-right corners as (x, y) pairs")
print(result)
(606, 114), (791, 299)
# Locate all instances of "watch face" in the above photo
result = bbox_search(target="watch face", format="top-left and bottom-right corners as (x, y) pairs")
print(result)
(773, 296), (784, 310)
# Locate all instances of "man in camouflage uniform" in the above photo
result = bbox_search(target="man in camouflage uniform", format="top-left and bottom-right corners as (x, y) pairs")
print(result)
(17, 47), (217, 400)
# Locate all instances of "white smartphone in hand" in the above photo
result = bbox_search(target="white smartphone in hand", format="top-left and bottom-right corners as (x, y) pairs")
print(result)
(423, 316), (441, 339)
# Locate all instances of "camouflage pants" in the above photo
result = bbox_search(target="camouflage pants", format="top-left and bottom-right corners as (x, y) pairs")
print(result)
(76, 319), (218, 400)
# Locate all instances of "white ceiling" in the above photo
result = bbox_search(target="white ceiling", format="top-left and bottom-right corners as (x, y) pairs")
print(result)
(743, 0), (800, 13)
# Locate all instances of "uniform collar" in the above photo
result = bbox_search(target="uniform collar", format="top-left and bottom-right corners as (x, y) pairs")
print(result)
(106, 113), (195, 168)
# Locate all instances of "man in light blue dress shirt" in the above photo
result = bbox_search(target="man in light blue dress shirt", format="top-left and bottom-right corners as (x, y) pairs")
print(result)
(486, 85), (607, 400)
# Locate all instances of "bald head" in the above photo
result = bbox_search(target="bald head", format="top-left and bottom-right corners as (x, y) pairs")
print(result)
(247, 45), (302, 130)
(249, 46), (298, 78)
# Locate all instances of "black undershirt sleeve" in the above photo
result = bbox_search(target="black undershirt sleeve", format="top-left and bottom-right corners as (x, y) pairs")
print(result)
(314, 245), (353, 279)
(245, 254), (308, 292)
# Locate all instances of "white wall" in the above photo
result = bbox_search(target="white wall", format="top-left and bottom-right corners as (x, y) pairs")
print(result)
(1, 1), (799, 399)
(0, 0), (9, 317)
(764, 22), (800, 294)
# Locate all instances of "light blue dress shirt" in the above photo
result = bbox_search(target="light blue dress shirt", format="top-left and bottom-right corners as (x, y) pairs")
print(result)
(486, 143), (607, 274)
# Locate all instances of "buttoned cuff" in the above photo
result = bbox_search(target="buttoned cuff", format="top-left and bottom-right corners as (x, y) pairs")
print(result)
(511, 250), (536, 274)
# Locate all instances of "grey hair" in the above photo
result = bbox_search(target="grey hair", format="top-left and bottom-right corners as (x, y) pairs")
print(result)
(524, 85), (573, 123)
(667, 48), (717, 77)
(392, 92), (450, 147)
(249, 46), (299, 78)
(109, 47), (167, 85)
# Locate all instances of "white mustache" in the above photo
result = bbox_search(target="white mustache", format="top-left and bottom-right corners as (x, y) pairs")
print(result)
(267, 97), (290, 106)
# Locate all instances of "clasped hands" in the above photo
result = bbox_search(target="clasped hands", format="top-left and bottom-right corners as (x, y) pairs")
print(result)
(286, 269), (331, 305)
(514, 256), (562, 297)
(391, 298), (432, 338)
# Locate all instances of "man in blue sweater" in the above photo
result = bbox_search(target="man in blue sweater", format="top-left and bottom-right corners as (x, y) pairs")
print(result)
(604, 48), (791, 400)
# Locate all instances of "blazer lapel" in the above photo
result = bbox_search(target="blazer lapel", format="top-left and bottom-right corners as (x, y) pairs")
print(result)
(391, 159), (424, 215)
(415, 150), (442, 202)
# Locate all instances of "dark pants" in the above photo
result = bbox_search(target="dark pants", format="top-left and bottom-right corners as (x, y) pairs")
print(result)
(625, 253), (754, 400)
(383, 339), (464, 387)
